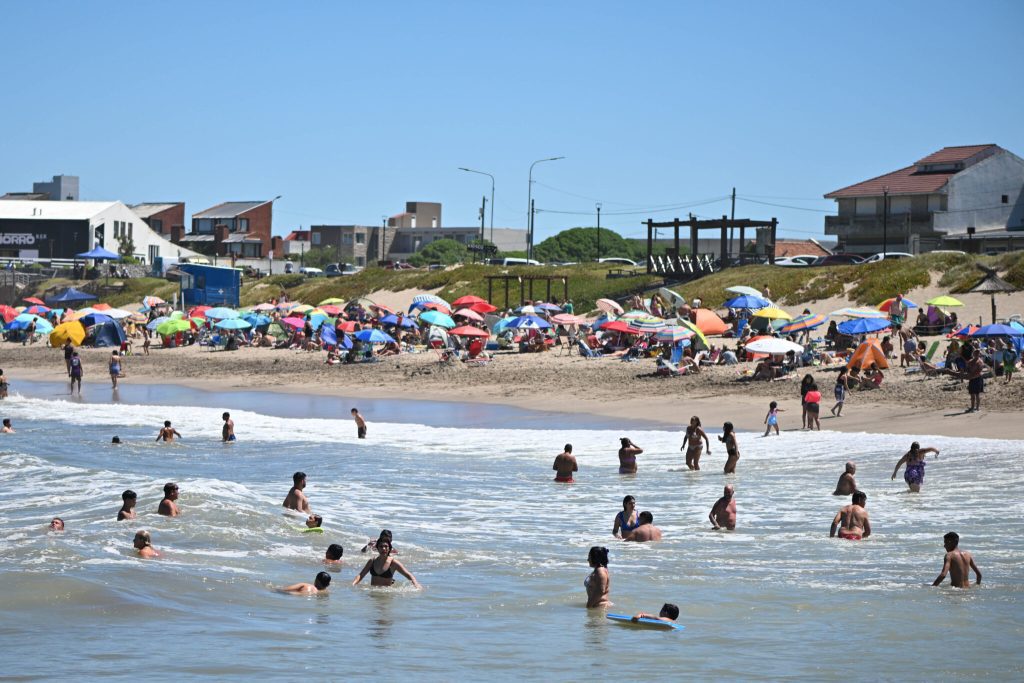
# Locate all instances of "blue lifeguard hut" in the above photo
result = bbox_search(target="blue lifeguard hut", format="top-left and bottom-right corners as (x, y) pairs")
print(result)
(178, 264), (241, 308)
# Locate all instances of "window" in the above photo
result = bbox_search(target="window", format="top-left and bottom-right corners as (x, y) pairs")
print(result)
(342, 234), (353, 245)
(239, 218), (249, 232)
(312, 233), (321, 245)
(855, 198), (876, 215)
(1003, 195), (1010, 204)
(128, 222), (133, 238)
(355, 233), (365, 244)
(152, 219), (163, 233)
(889, 197), (911, 214)
(197, 218), (214, 233)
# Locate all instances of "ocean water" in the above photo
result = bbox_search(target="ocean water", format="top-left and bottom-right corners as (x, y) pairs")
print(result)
(0, 385), (1022, 681)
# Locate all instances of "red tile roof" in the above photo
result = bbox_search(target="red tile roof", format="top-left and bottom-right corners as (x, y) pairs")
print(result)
(774, 239), (831, 258)
(285, 230), (310, 241)
(915, 144), (998, 165)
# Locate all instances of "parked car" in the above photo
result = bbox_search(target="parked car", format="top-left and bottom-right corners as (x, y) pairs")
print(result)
(325, 263), (363, 277)
(299, 266), (324, 277)
(863, 251), (915, 263)
(811, 253), (865, 266)
(773, 255), (819, 267)
(384, 261), (415, 270)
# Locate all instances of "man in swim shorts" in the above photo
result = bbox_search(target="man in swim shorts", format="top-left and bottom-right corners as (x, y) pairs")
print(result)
(351, 408), (367, 439)
(709, 485), (736, 530)
(830, 491), (870, 540)
(967, 350), (985, 412)
(133, 530), (160, 558)
(158, 482), (180, 517)
(932, 531), (981, 588)
(324, 544), (344, 565)
(833, 462), (858, 496)
(117, 490), (137, 520)
(624, 512), (662, 542)
(155, 420), (182, 442)
(278, 571), (331, 594)
(222, 412), (235, 442)
(552, 444), (577, 483)
(632, 603), (679, 623)
(283, 472), (311, 513)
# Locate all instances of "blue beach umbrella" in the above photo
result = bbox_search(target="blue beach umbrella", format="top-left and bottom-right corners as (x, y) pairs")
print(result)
(418, 310), (456, 328)
(242, 313), (271, 327)
(724, 295), (771, 310)
(837, 317), (891, 335)
(355, 329), (395, 344)
(7, 314), (54, 334)
(508, 315), (551, 330)
(970, 323), (1024, 337)
(491, 317), (514, 333)
(205, 307), (240, 320)
(214, 318), (252, 330)
(79, 313), (114, 328)
(381, 313), (417, 328)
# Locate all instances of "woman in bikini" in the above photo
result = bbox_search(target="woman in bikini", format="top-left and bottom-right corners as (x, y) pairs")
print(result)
(617, 438), (643, 474)
(585, 546), (611, 608)
(680, 416), (710, 470)
(353, 534), (420, 588)
(612, 495), (641, 538)
(891, 441), (940, 493)
(718, 422), (740, 474)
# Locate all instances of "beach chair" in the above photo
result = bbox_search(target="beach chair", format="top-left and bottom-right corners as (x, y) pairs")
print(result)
(577, 339), (601, 359)
(700, 348), (721, 366)
(655, 358), (686, 376)
(561, 330), (579, 356)
(923, 340), (940, 362)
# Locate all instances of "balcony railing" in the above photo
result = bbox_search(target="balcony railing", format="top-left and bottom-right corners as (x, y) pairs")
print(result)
(825, 213), (935, 236)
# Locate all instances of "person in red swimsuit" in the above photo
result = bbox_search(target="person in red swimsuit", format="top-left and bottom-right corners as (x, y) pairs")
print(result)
(553, 444), (577, 483)
(830, 491), (871, 540)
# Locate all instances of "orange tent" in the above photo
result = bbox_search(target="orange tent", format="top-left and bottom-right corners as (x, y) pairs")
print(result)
(692, 308), (730, 336)
(846, 338), (889, 370)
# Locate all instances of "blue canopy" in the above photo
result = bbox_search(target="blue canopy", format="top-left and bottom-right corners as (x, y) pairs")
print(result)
(76, 246), (119, 260)
(46, 287), (98, 304)
(355, 329), (395, 344)
(837, 317), (892, 335)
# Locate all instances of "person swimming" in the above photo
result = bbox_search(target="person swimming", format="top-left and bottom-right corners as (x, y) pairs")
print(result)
(830, 491), (871, 541)
(632, 603), (679, 623)
(117, 490), (137, 521)
(133, 530), (160, 558)
(324, 544), (344, 565)
(612, 495), (641, 538)
(552, 444), (577, 483)
(353, 533), (420, 588)
(278, 571), (331, 594)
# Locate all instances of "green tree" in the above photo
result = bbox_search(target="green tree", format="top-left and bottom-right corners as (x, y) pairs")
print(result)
(116, 234), (139, 264)
(299, 246), (337, 269)
(534, 227), (638, 263)
(409, 238), (468, 267)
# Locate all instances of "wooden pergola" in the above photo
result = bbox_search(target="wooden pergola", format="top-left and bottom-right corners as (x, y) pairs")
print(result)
(644, 215), (778, 274)
(485, 274), (569, 310)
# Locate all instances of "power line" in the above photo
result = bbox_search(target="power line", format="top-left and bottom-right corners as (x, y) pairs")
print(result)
(737, 197), (834, 213)
(536, 196), (730, 217)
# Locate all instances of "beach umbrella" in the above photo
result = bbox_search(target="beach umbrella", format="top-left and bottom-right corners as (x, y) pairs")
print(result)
(419, 310), (456, 328)
(49, 321), (86, 347)
(491, 318), (514, 334)
(305, 308), (328, 318)
(146, 316), (169, 331)
(724, 294), (771, 309)
(412, 293), (451, 310)
(453, 308), (484, 322)
(169, 310), (185, 320)
(0, 305), (17, 323)
(156, 319), (193, 336)
(658, 287), (687, 309)
(509, 315), (551, 330)
(355, 328), (395, 344)
(752, 307), (792, 321)
(630, 316), (667, 333)
(277, 301), (301, 311)
(103, 309), (133, 320)
(596, 298), (624, 315)
(535, 303), (563, 312)
(25, 304), (51, 315)
(516, 304), (537, 315)
(205, 307), (240, 320)
(779, 313), (828, 334)
(469, 301), (498, 314)
(725, 285), (763, 297)
(654, 325), (694, 343)
(93, 303), (111, 311)
(319, 297), (346, 305)
(23, 297), (46, 305)
(550, 313), (589, 326)
(142, 296), (166, 308)
(307, 314), (331, 330)
(188, 305), (212, 318)
(831, 307), (888, 319)
(837, 317), (891, 335)
(380, 314), (417, 328)
(600, 320), (639, 334)
(289, 304), (314, 315)
(618, 309), (650, 320)
(267, 322), (287, 338)
(926, 295), (964, 308)
(215, 318), (252, 331)
(847, 338), (889, 370)
(370, 303), (396, 317)
(676, 318), (709, 349)
(319, 304), (343, 316)
(7, 314), (52, 333)
(452, 295), (488, 307)
(337, 320), (360, 333)
(450, 325), (489, 338)
(745, 338), (804, 355)
(242, 313), (271, 327)
(281, 316), (306, 329)
(878, 297), (918, 313)
(79, 313), (114, 328)
(970, 323), (1024, 337)
(253, 303), (277, 311)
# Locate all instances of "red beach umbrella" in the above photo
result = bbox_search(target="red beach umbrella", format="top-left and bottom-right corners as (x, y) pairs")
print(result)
(337, 320), (359, 333)
(189, 305), (211, 318)
(600, 320), (640, 334)
(469, 302), (498, 314)
(23, 297), (45, 305)
(452, 295), (488, 307)
(0, 305), (17, 323)
(450, 325), (489, 337)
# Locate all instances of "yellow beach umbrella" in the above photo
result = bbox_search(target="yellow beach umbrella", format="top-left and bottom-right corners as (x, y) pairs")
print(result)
(49, 321), (86, 347)
(290, 304), (314, 314)
(319, 297), (345, 305)
(676, 318), (709, 349)
(753, 306), (793, 321)
(306, 308), (328, 318)
(925, 295), (964, 308)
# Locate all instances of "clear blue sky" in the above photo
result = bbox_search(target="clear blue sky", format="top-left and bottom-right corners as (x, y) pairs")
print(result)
(2, 1), (1021, 242)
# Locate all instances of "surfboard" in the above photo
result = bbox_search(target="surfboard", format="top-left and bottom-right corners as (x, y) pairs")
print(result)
(606, 613), (684, 631)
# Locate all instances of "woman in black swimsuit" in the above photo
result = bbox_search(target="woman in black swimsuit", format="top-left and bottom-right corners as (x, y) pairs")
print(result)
(718, 421), (740, 474)
(353, 534), (420, 588)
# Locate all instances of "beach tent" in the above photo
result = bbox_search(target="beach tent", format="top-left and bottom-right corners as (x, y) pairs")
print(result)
(846, 339), (889, 370)
(46, 287), (98, 305)
(91, 321), (126, 348)
(0, 305), (17, 323)
(49, 321), (86, 347)
(77, 246), (119, 260)
(692, 308), (730, 336)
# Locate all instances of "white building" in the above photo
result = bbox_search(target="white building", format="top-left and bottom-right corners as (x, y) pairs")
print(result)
(0, 200), (200, 264)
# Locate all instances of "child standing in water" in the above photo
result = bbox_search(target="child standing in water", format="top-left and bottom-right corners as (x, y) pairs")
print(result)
(763, 401), (782, 436)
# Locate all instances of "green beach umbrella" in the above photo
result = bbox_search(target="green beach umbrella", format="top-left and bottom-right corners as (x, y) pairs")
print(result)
(926, 295), (964, 307)
(156, 319), (192, 336)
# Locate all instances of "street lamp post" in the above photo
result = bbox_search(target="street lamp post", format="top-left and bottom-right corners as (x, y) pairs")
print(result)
(596, 203), (602, 261)
(458, 167), (495, 243)
(527, 156), (564, 260)
(381, 215), (388, 264)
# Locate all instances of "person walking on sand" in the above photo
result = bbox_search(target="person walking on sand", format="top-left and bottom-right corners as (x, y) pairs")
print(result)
(69, 351), (83, 394)
(553, 444), (577, 483)
(831, 367), (850, 417)
(108, 351), (122, 388)
(680, 416), (710, 470)
(156, 420), (181, 442)
(804, 383), (822, 431)
(709, 485), (737, 530)
(283, 471), (311, 513)
(967, 349), (985, 412)
(799, 374), (815, 429)
(830, 491), (871, 540)
(585, 546), (611, 608)
(891, 441), (939, 493)
(833, 462), (858, 496)
(932, 532), (981, 588)
(719, 422), (740, 474)
(763, 401), (783, 436)
(617, 437), (642, 474)
(222, 412), (235, 442)
(351, 408), (367, 439)
(133, 530), (160, 558)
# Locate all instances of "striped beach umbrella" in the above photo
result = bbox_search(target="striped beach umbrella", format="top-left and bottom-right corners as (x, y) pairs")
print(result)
(654, 325), (694, 343)
(831, 307), (888, 319)
(619, 309), (651, 320)
(779, 313), (828, 334)
(412, 294), (451, 309)
(631, 316), (667, 333)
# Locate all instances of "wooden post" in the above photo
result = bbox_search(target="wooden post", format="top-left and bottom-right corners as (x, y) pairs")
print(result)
(673, 218), (680, 260)
(646, 219), (654, 274)
(528, 278), (534, 303)
(739, 223), (746, 264)
(720, 215), (729, 269)
(563, 277), (568, 304)
(545, 277), (551, 302)
(504, 277), (509, 310)
(487, 277), (493, 305)
(769, 218), (778, 265)
(519, 277), (524, 306)
(689, 217), (698, 259)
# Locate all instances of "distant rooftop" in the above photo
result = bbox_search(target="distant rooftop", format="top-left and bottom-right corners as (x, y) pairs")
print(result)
(0, 199), (119, 219)
(193, 201), (268, 218)
(131, 202), (181, 218)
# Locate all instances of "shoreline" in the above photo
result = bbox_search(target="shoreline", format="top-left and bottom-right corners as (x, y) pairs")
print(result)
(4, 345), (1021, 440)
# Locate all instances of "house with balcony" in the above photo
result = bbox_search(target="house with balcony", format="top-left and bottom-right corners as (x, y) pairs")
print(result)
(176, 199), (277, 259)
(824, 145), (1024, 254)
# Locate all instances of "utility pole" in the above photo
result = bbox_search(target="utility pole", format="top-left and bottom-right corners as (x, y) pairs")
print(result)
(381, 216), (388, 264)
(529, 199), (535, 259)
(596, 203), (602, 261)
(882, 187), (889, 257)
(730, 187), (736, 262)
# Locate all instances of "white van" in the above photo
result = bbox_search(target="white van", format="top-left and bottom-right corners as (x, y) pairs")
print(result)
(498, 257), (541, 266)
(597, 257), (638, 267)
